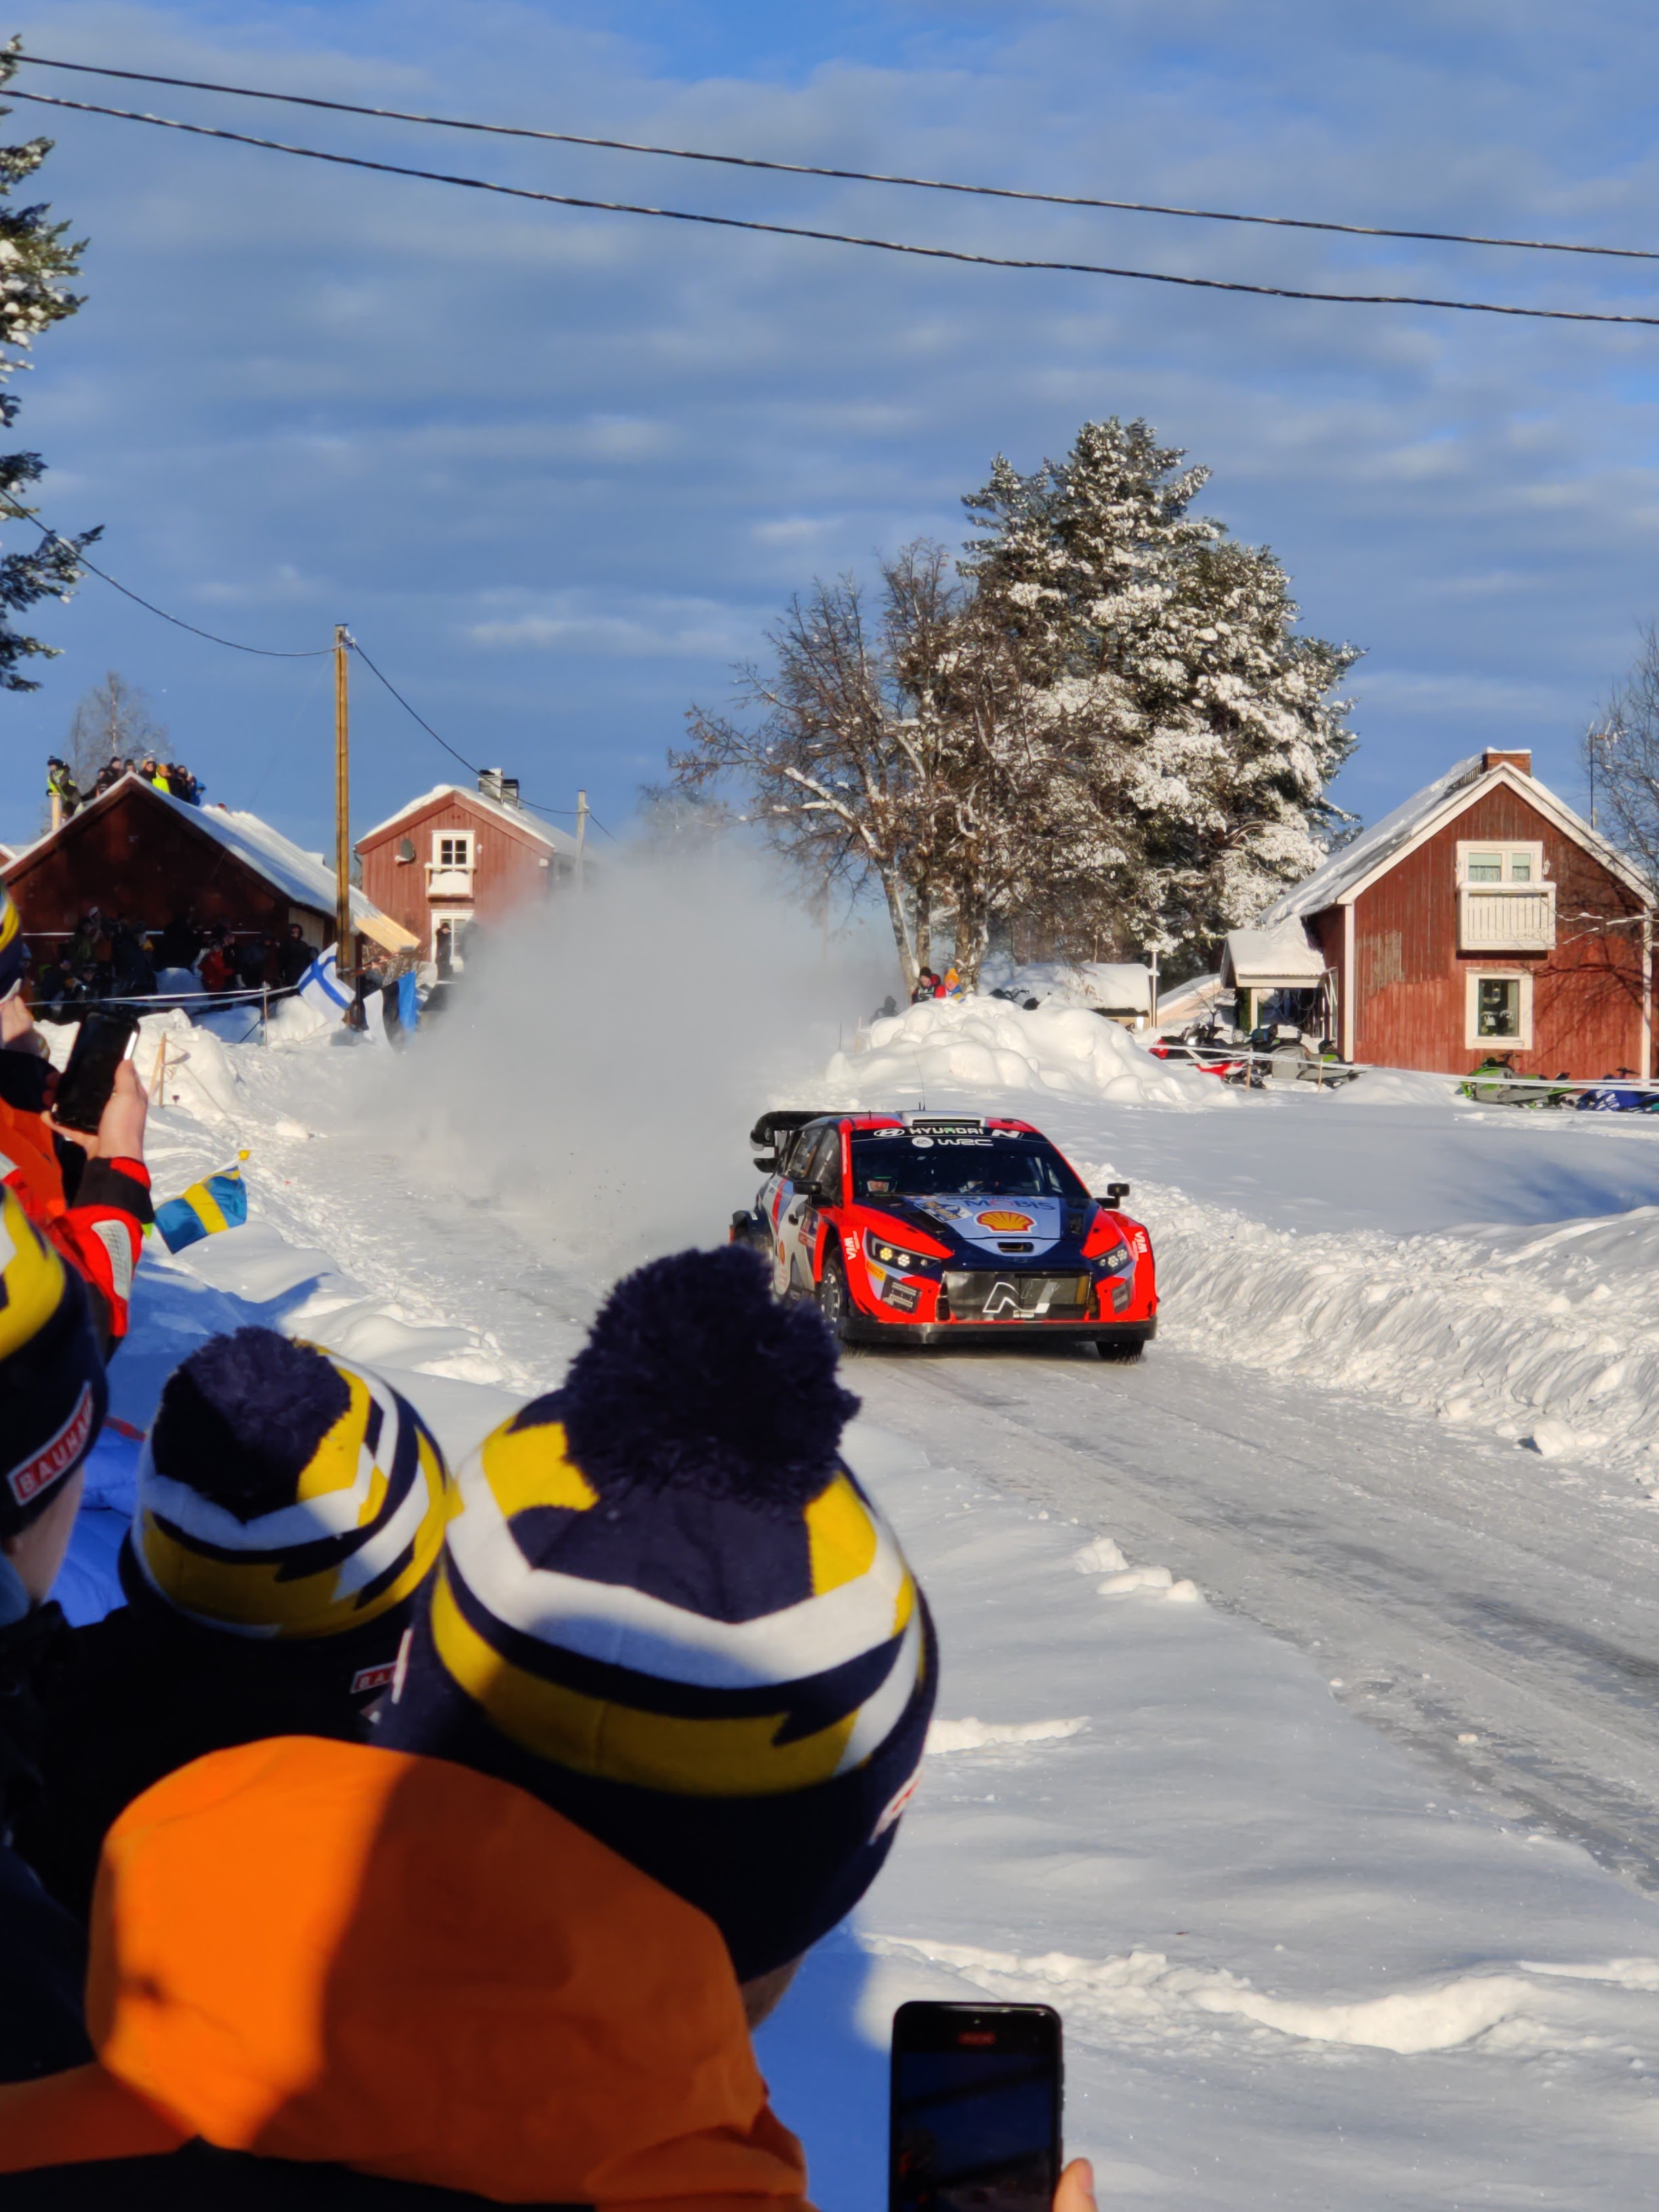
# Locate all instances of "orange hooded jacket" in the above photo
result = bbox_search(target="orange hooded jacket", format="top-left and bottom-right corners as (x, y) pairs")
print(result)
(0, 1735), (814, 2211)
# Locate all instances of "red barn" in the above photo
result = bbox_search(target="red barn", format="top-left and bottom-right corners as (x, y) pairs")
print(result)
(355, 775), (580, 966)
(2, 772), (411, 961)
(1237, 749), (1654, 1078)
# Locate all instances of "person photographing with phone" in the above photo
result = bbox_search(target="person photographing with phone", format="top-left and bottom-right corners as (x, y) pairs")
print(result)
(0, 885), (152, 1351)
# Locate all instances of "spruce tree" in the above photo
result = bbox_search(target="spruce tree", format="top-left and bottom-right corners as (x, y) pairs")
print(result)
(0, 36), (96, 693)
(963, 418), (1357, 957)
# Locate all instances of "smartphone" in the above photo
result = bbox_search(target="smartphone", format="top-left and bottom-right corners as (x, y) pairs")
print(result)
(890, 2001), (1062, 2212)
(54, 1008), (140, 1133)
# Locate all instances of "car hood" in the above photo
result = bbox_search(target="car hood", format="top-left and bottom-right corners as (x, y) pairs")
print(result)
(896, 1193), (1068, 1258)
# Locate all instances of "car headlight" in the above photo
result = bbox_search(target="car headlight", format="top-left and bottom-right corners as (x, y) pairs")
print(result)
(1093, 1242), (1133, 1274)
(863, 1230), (942, 1275)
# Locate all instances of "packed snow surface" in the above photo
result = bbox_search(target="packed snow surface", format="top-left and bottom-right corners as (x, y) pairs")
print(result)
(73, 955), (1659, 2211)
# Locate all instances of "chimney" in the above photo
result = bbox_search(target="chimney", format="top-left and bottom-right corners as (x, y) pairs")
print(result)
(1483, 749), (1532, 775)
(501, 775), (520, 808)
(478, 767), (504, 804)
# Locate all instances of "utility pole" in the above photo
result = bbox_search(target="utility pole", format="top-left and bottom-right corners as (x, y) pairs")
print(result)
(334, 624), (352, 976)
(575, 788), (588, 894)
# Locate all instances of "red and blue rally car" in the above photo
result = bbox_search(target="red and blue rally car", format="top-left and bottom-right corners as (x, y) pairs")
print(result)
(731, 1110), (1158, 1357)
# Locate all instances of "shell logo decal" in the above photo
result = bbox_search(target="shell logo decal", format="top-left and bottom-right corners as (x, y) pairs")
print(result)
(976, 1210), (1036, 1232)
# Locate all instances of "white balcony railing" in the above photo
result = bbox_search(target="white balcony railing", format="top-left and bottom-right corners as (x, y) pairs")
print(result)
(1459, 882), (1555, 951)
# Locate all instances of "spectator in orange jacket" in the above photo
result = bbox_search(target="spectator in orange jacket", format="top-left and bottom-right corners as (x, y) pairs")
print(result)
(0, 886), (151, 1351)
(0, 1186), (110, 2088)
(0, 1247), (939, 2207)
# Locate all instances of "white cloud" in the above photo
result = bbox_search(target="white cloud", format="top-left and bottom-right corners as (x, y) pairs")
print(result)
(12, 0), (1659, 850)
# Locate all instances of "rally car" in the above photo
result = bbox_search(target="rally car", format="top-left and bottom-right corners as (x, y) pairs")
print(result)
(730, 1110), (1157, 1356)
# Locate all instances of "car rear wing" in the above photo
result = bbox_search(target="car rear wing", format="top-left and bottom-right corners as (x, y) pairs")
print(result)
(748, 1109), (835, 1169)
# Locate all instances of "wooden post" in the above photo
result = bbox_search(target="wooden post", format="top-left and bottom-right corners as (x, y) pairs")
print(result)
(575, 789), (588, 894)
(334, 625), (352, 979)
(49, 790), (62, 834)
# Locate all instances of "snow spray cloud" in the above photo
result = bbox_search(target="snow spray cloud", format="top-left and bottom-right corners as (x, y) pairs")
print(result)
(383, 850), (880, 1275)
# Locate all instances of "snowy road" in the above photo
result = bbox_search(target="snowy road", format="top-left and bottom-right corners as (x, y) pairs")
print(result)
(852, 1338), (1659, 1893)
(113, 1015), (1659, 2205)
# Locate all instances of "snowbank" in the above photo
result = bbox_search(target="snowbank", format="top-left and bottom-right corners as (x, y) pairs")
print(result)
(1078, 1155), (1659, 1469)
(826, 994), (1225, 1111)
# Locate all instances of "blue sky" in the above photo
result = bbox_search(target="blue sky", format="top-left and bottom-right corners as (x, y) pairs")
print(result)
(7, 0), (1659, 867)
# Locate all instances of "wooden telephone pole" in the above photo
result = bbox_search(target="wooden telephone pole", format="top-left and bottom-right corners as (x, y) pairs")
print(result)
(575, 788), (588, 894)
(334, 624), (352, 975)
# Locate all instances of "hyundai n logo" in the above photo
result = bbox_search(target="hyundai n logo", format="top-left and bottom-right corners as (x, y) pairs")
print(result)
(982, 1279), (1023, 1317)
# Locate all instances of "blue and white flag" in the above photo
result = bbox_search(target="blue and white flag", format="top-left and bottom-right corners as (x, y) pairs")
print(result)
(297, 944), (350, 1025)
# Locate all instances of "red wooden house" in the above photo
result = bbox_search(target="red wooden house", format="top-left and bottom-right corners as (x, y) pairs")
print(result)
(1, 772), (411, 960)
(355, 774), (579, 965)
(1238, 749), (1654, 1078)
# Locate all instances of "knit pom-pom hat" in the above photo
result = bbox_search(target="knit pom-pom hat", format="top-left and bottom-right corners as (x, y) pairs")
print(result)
(384, 1246), (938, 1980)
(0, 884), (25, 1002)
(0, 1187), (106, 1536)
(134, 1328), (451, 1639)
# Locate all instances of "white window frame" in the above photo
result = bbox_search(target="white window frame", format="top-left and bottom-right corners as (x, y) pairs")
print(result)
(432, 830), (474, 871)
(1456, 839), (1543, 886)
(1456, 841), (1554, 951)
(431, 908), (474, 962)
(1465, 968), (1534, 1049)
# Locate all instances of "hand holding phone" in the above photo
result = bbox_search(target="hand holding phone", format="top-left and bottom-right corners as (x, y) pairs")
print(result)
(890, 2002), (1063, 2212)
(53, 1008), (140, 1134)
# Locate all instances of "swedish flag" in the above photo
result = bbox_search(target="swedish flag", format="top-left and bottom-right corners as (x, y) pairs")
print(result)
(155, 1153), (251, 1254)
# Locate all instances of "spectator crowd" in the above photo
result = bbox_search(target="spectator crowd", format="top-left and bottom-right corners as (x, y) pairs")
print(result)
(0, 870), (1080, 2212)
(46, 754), (203, 821)
(26, 910), (316, 1019)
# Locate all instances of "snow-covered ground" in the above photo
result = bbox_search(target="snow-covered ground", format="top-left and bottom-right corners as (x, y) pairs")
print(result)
(79, 994), (1659, 2209)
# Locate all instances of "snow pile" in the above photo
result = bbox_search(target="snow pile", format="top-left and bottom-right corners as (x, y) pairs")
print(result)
(826, 995), (1224, 1111)
(85, 1015), (1659, 2208)
(1088, 1162), (1659, 1468)
(978, 955), (1153, 1017)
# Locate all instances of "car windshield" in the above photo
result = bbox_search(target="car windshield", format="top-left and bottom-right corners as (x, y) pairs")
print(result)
(851, 1132), (1084, 1201)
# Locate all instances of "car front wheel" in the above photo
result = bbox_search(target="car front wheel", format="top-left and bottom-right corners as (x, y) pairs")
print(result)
(817, 1252), (853, 1340)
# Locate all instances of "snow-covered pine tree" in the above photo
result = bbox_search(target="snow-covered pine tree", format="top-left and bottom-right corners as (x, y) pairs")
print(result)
(0, 36), (97, 693)
(963, 417), (1357, 958)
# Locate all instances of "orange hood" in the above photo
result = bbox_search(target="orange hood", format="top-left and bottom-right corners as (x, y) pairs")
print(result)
(0, 1736), (812, 2209)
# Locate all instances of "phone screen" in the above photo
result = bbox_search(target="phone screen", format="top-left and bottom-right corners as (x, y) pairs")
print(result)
(890, 2003), (1061, 2212)
(54, 1009), (140, 1133)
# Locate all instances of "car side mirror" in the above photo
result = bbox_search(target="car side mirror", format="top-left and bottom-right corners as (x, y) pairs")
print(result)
(1096, 1182), (1131, 1207)
(753, 1151), (778, 1172)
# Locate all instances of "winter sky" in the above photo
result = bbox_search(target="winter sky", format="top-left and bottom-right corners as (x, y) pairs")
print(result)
(7, 1), (1659, 864)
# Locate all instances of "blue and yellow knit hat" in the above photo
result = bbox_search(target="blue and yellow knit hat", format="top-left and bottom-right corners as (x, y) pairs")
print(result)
(0, 1187), (107, 1536)
(0, 882), (26, 1002)
(133, 1328), (451, 1639)
(384, 1246), (939, 1980)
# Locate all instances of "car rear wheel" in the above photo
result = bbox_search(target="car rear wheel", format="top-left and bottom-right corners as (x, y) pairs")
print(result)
(1093, 1338), (1143, 1364)
(817, 1252), (853, 1341)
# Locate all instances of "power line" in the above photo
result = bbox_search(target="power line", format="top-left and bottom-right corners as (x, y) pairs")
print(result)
(0, 495), (332, 655)
(347, 638), (599, 832)
(12, 85), (1659, 329)
(348, 637), (478, 775)
(18, 47), (1659, 268)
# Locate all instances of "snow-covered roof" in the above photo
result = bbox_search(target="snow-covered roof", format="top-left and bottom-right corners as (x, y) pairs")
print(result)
(357, 781), (580, 858)
(1157, 971), (1225, 1021)
(1221, 922), (1329, 989)
(1261, 752), (1655, 922)
(9, 774), (415, 949)
(1262, 756), (1485, 923)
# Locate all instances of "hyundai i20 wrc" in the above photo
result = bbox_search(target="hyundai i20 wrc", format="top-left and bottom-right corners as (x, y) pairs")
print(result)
(731, 1111), (1158, 1356)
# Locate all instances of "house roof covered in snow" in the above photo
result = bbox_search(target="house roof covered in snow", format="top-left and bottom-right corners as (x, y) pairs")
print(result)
(1221, 922), (1330, 989)
(357, 782), (581, 858)
(1260, 752), (1654, 923)
(7, 774), (417, 951)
